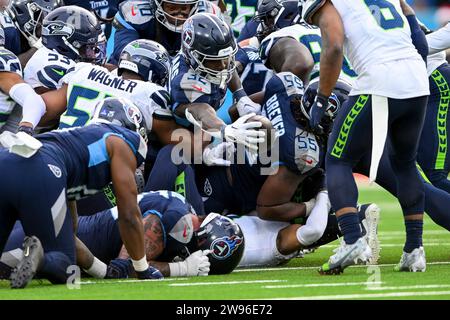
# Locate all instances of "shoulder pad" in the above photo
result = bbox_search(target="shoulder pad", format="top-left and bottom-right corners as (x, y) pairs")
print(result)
(119, 0), (154, 26)
(0, 48), (22, 76)
(276, 72), (304, 96)
(301, 0), (327, 25)
(294, 128), (320, 174)
(180, 71), (212, 95)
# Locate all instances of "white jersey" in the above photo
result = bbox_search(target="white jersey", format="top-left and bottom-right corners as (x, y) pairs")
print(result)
(260, 23), (357, 84)
(24, 47), (76, 90)
(303, 0), (429, 98)
(0, 48), (22, 133)
(427, 22), (450, 55)
(235, 215), (295, 268)
(59, 62), (173, 130)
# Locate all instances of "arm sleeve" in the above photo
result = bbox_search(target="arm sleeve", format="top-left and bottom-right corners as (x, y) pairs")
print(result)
(406, 15), (428, 64)
(427, 22), (450, 55)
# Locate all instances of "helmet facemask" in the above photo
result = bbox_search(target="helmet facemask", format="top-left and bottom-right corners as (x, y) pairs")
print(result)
(155, 0), (199, 33)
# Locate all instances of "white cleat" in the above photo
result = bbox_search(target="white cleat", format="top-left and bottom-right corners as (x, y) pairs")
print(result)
(395, 247), (426, 272)
(360, 203), (381, 265)
(319, 237), (372, 275)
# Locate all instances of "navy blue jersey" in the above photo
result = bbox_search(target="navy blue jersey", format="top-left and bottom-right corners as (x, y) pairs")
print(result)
(169, 53), (227, 114)
(64, 0), (123, 19)
(0, 12), (21, 55)
(237, 19), (259, 41)
(262, 72), (322, 175)
(77, 191), (196, 263)
(36, 123), (147, 200)
(236, 46), (273, 95)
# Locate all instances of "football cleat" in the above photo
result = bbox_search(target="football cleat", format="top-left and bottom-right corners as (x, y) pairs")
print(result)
(319, 237), (372, 275)
(394, 247), (426, 272)
(10, 236), (44, 289)
(359, 203), (381, 265)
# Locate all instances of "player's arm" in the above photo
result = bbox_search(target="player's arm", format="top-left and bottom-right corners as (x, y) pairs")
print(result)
(107, 135), (152, 277)
(266, 37), (314, 85)
(427, 22), (450, 55)
(256, 166), (311, 222)
(310, 1), (344, 98)
(37, 84), (69, 128)
(399, 0), (428, 62)
(0, 71), (46, 131)
(109, 10), (140, 64)
(175, 102), (226, 131)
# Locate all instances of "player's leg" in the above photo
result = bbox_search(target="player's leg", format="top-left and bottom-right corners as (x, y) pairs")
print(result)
(11, 155), (75, 287)
(388, 95), (428, 272)
(322, 94), (373, 273)
(0, 222), (26, 279)
(145, 144), (205, 215)
(417, 64), (450, 193)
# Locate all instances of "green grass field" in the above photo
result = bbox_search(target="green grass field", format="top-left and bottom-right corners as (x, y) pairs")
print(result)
(1, 184), (450, 300)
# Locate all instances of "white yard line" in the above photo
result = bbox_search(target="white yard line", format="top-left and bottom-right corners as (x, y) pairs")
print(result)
(169, 280), (287, 287)
(267, 290), (450, 300)
(234, 261), (450, 273)
(263, 281), (383, 289)
(81, 277), (189, 285)
(366, 284), (450, 291)
(321, 242), (450, 248)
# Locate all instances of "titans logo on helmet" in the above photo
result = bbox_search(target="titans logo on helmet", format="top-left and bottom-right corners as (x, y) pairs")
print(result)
(210, 235), (244, 260)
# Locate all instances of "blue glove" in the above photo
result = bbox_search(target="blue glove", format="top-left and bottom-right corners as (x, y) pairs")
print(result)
(135, 266), (164, 280)
(18, 125), (34, 136)
(106, 258), (133, 279)
(309, 93), (329, 134)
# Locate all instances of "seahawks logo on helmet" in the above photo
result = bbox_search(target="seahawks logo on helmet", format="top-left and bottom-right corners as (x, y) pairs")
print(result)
(210, 235), (243, 260)
(45, 23), (74, 37)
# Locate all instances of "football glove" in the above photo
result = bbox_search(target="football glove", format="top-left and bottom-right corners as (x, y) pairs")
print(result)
(309, 93), (329, 135)
(222, 113), (265, 151)
(203, 142), (235, 166)
(105, 258), (133, 279)
(135, 266), (164, 280)
(234, 88), (262, 117)
(169, 250), (211, 277)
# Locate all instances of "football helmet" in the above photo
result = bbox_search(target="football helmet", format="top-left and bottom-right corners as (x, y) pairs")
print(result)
(254, 0), (299, 41)
(181, 13), (237, 88)
(91, 97), (149, 144)
(153, 0), (200, 33)
(41, 6), (104, 64)
(8, 0), (63, 43)
(118, 39), (171, 86)
(194, 213), (245, 274)
(295, 77), (352, 134)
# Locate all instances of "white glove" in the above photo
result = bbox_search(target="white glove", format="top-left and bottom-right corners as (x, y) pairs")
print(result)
(29, 37), (43, 49)
(203, 142), (235, 166)
(169, 250), (211, 277)
(223, 113), (265, 151)
(236, 95), (262, 117)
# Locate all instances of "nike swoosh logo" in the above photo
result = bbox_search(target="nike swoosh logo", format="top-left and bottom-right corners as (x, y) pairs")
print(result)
(52, 68), (65, 76)
(131, 6), (137, 16)
(183, 225), (188, 238)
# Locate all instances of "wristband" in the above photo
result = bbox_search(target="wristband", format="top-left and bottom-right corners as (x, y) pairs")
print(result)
(132, 256), (148, 272)
(232, 88), (246, 103)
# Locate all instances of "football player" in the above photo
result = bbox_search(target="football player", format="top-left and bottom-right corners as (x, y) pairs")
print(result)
(0, 97), (165, 289)
(0, 1), (21, 55)
(170, 12), (264, 150)
(302, 0), (429, 274)
(0, 25), (47, 134)
(109, 0), (223, 64)
(7, 0), (63, 66)
(24, 6), (105, 96)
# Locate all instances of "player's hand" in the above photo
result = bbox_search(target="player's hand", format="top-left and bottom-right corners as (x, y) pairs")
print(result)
(309, 93), (329, 135)
(236, 96), (262, 116)
(203, 142), (235, 166)
(185, 250), (211, 276)
(135, 266), (164, 280)
(105, 258), (133, 279)
(222, 113), (265, 151)
(17, 124), (34, 136)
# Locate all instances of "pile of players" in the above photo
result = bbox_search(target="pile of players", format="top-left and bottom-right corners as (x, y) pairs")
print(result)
(0, 0), (449, 289)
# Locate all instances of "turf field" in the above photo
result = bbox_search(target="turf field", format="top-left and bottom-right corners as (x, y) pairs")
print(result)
(1, 182), (450, 300)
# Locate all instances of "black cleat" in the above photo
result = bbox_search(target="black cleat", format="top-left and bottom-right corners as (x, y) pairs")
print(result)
(10, 236), (44, 289)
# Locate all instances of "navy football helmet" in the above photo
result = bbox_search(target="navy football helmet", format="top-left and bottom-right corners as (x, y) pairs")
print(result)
(91, 97), (149, 143)
(153, 0), (200, 33)
(181, 13), (237, 88)
(254, 0), (299, 41)
(41, 6), (104, 64)
(295, 78), (352, 134)
(194, 213), (245, 275)
(8, 0), (63, 43)
(118, 39), (171, 86)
